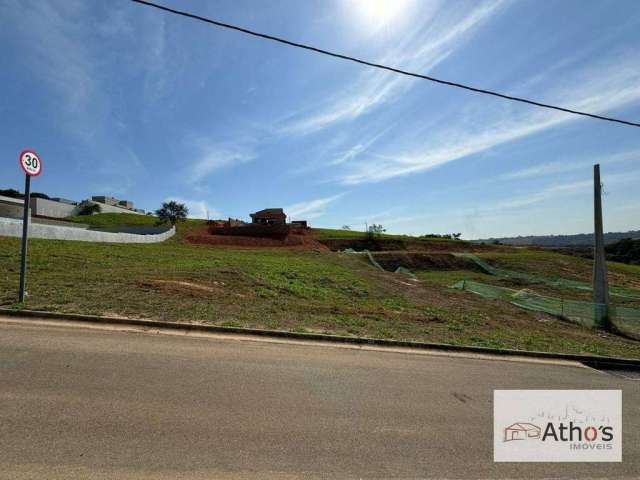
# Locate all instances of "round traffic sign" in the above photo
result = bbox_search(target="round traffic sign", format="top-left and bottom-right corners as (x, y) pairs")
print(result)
(19, 150), (43, 176)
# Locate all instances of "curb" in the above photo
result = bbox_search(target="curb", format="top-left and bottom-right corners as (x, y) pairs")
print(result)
(1, 307), (639, 370)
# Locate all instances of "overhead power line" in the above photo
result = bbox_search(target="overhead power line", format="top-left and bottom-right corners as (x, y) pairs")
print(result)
(130, 0), (640, 129)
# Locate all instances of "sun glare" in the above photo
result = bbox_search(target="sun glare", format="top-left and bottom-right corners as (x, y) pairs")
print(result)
(349, 0), (412, 30)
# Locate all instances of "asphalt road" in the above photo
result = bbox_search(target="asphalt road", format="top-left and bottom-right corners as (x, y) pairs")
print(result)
(1, 318), (638, 479)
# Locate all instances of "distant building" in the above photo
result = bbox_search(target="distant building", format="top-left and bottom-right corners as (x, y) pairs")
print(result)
(250, 208), (287, 226)
(92, 196), (118, 206)
(51, 197), (78, 205)
(92, 195), (139, 212)
(0, 193), (144, 220)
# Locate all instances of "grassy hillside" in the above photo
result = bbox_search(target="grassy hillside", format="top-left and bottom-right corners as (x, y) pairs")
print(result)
(478, 250), (640, 289)
(312, 228), (458, 242)
(65, 213), (205, 237)
(2, 228), (640, 358)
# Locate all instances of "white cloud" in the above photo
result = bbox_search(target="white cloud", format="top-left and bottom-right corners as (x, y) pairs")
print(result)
(499, 161), (587, 181)
(331, 143), (369, 166)
(499, 149), (640, 181)
(480, 168), (640, 214)
(285, 194), (344, 220)
(0, 0), (94, 119)
(278, 0), (506, 135)
(492, 179), (593, 211)
(164, 197), (219, 219)
(186, 140), (256, 184)
(338, 52), (640, 185)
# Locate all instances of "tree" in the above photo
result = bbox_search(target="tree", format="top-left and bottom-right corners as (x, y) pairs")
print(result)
(451, 233), (462, 240)
(0, 189), (23, 199)
(369, 224), (386, 235)
(77, 201), (101, 215)
(155, 201), (188, 225)
(341, 225), (351, 230)
(366, 224), (386, 240)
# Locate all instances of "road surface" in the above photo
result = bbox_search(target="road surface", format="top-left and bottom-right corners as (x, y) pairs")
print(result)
(0, 317), (638, 479)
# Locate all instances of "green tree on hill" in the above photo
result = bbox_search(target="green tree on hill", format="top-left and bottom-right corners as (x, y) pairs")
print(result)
(155, 201), (188, 225)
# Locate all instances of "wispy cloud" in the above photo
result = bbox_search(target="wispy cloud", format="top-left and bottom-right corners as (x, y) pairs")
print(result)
(0, 0), (174, 197)
(331, 143), (370, 166)
(285, 194), (344, 220)
(278, 0), (506, 136)
(499, 161), (587, 181)
(492, 179), (593, 210)
(327, 127), (394, 167)
(499, 149), (640, 181)
(484, 168), (640, 213)
(338, 52), (640, 185)
(186, 138), (256, 184)
(0, 0), (95, 122)
(354, 166), (640, 235)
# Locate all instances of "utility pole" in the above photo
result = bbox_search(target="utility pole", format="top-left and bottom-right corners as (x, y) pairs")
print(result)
(592, 163), (609, 329)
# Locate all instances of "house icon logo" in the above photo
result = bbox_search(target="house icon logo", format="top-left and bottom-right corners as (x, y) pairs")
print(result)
(503, 422), (541, 442)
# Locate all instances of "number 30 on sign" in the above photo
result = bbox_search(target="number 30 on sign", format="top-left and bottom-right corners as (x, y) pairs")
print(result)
(19, 150), (43, 176)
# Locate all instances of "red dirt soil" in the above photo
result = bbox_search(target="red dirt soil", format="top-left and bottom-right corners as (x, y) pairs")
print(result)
(184, 226), (329, 251)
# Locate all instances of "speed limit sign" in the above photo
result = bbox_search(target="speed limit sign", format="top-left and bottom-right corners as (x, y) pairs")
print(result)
(19, 149), (43, 176)
(17, 148), (43, 303)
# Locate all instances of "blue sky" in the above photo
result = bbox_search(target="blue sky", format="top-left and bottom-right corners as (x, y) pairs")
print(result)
(1, 0), (639, 238)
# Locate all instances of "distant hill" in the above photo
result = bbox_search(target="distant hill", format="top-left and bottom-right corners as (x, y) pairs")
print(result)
(476, 230), (640, 247)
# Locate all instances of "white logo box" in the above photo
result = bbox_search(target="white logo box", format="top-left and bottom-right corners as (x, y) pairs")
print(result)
(494, 390), (621, 462)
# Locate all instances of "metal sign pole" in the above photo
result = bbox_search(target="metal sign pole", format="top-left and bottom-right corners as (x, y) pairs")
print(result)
(18, 174), (31, 302)
(17, 149), (42, 303)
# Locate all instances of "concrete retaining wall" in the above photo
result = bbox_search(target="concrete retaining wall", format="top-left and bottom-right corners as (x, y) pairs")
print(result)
(30, 197), (77, 218)
(0, 217), (175, 243)
(0, 203), (23, 219)
(29, 198), (145, 218)
(0, 195), (25, 219)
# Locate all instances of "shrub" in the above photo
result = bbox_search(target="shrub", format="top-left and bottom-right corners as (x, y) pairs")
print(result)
(0, 188), (23, 199)
(77, 201), (102, 216)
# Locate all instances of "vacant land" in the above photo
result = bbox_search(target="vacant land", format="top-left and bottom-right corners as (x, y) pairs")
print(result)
(1, 220), (640, 358)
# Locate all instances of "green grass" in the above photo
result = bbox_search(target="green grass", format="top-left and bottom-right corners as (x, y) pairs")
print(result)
(0, 236), (417, 333)
(416, 269), (496, 286)
(478, 250), (640, 288)
(1, 233), (640, 359)
(312, 228), (368, 239)
(64, 213), (206, 238)
(609, 260), (640, 278)
(312, 228), (461, 243)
